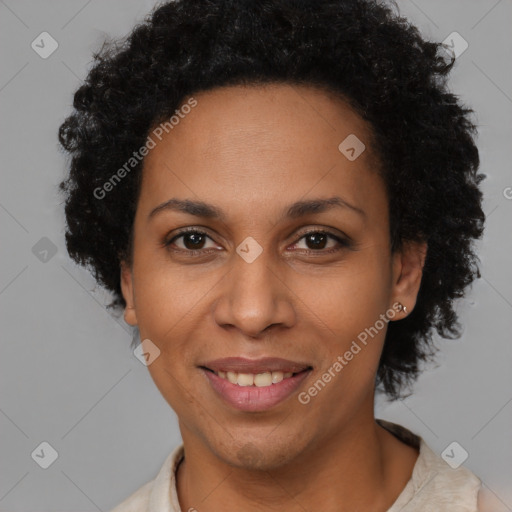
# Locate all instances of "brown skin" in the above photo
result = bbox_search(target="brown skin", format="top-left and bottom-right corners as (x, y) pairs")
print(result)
(120, 83), (426, 511)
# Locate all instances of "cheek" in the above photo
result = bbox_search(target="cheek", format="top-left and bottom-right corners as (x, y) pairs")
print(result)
(146, 361), (208, 431)
(132, 252), (209, 339)
(302, 248), (392, 337)
(300, 249), (392, 396)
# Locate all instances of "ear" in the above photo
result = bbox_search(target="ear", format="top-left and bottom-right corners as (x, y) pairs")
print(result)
(120, 260), (138, 326)
(390, 240), (427, 318)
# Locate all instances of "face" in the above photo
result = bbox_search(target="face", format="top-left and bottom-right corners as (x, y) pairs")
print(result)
(121, 83), (425, 471)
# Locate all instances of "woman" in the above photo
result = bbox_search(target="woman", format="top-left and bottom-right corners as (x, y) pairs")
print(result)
(58, 0), (486, 510)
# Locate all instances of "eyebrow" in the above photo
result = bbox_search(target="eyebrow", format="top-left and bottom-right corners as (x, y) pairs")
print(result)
(148, 196), (365, 221)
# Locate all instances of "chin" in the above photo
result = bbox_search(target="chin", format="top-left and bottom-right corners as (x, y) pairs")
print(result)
(213, 434), (308, 471)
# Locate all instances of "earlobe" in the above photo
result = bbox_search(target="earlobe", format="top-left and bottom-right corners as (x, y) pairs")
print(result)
(120, 261), (138, 326)
(390, 240), (427, 318)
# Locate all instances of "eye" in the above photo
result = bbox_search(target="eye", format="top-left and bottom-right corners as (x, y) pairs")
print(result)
(164, 229), (218, 254)
(164, 227), (351, 257)
(290, 230), (351, 254)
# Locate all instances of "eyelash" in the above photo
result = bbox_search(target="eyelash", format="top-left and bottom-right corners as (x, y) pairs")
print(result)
(163, 227), (352, 257)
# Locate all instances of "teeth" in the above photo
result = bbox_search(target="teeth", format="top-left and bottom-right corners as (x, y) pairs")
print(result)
(237, 373), (254, 386)
(272, 371), (284, 384)
(214, 369), (299, 387)
(254, 372), (272, 387)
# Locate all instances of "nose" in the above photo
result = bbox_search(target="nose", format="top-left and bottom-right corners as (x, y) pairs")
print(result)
(212, 246), (296, 338)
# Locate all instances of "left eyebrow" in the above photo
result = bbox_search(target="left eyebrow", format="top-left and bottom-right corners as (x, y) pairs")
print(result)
(148, 196), (366, 221)
(284, 196), (366, 219)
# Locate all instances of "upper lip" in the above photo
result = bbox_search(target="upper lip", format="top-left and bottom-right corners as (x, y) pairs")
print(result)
(202, 357), (312, 374)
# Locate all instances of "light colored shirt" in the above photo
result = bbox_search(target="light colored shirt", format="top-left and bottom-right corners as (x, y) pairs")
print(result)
(110, 419), (482, 511)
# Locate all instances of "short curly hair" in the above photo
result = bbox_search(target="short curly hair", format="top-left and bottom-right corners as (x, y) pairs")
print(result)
(58, 0), (485, 400)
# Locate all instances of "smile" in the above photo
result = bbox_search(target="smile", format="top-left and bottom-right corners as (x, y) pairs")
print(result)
(207, 369), (296, 387)
(201, 367), (312, 412)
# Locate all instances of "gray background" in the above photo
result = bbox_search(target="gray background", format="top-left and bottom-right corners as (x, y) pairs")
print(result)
(0, 0), (511, 510)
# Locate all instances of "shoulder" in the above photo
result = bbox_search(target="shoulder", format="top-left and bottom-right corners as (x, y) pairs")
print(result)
(414, 441), (482, 510)
(377, 419), (482, 512)
(109, 444), (184, 512)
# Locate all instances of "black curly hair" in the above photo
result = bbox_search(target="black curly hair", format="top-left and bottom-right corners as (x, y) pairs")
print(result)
(58, 0), (485, 401)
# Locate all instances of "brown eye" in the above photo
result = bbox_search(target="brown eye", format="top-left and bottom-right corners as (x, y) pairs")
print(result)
(291, 230), (350, 254)
(164, 228), (351, 257)
(179, 232), (208, 250)
(303, 232), (330, 250)
(164, 229), (217, 254)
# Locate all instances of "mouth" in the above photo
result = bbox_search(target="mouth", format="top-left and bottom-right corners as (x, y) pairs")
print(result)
(199, 357), (313, 412)
(201, 367), (309, 387)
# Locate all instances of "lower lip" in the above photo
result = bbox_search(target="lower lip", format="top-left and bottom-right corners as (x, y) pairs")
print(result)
(202, 369), (311, 412)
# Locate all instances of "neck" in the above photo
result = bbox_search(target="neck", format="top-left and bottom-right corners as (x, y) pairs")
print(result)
(176, 408), (417, 511)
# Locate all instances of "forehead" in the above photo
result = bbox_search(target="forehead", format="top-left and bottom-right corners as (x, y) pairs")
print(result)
(148, 83), (376, 162)
(139, 83), (385, 220)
